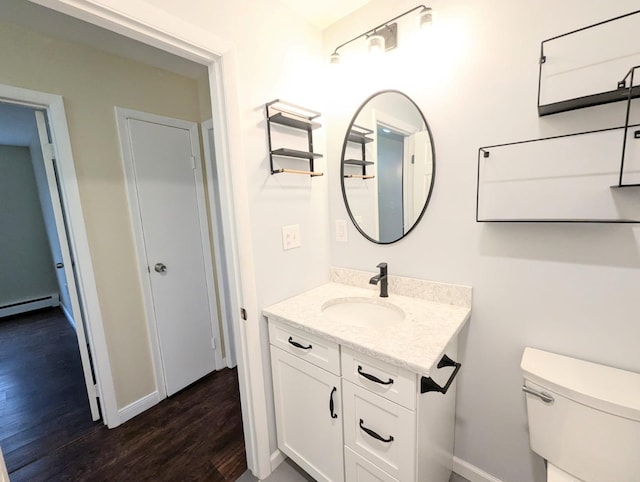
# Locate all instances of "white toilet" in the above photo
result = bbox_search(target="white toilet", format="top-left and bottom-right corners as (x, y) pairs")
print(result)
(521, 347), (640, 482)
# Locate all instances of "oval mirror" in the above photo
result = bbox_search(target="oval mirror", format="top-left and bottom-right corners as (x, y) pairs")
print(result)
(340, 90), (435, 244)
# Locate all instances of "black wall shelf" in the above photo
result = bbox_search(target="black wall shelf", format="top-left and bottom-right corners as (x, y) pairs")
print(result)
(538, 87), (640, 117)
(476, 125), (640, 223)
(343, 159), (374, 167)
(344, 124), (375, 179)
(266, 99), (323, 177)
(271, 148), (323, 160)
(538, 9), (640, 116)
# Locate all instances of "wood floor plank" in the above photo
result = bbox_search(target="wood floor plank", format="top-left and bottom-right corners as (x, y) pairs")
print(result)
(1, 308), (247, 481)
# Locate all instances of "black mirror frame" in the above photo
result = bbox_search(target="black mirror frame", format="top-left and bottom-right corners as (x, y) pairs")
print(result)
(340, 89), (436, 244)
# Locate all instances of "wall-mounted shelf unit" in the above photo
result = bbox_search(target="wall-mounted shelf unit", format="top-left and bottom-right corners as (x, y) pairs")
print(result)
(343, 125), (375, 179)
(476, 125), (640, 223)
(617, 65), (640, 188)
(538, 9), (640, 116)
(266, 99), (323, 177)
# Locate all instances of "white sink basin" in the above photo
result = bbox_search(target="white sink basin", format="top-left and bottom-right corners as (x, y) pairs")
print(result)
(321, 297), (405, 327)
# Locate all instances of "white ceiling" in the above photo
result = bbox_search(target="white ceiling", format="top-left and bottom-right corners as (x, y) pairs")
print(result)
(278, 0), (373, 29)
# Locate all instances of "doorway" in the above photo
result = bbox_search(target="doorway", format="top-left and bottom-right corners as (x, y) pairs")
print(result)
(1, 0), (260, 475)
(1, 0), (242, 430)
(116, 108), (222, 397)
(376, 126), (405, 242)
(0, 100), (101, 473)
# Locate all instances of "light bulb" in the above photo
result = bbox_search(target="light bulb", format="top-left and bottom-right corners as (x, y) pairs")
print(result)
(368, 34), (385, 54)
(330, 51), (340, 65)
(418, 7), (433, 29)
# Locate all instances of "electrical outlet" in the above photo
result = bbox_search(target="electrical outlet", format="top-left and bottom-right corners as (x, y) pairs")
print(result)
(336, 220), (348, 242)
(282, 224), (301, 250)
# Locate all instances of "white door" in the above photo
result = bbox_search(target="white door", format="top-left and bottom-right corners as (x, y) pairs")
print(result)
(119, 110), (218, 396)
(35, 111), (101, 420)
(407, 130), (432, 227)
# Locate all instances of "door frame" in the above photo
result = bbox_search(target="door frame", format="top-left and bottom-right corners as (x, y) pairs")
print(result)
(201, 118), (236, 368)
(29, 0), (268, 476)
(115, 107), (224, 399)
(34, 110), (100, 420)
(0, 83), (119, 426)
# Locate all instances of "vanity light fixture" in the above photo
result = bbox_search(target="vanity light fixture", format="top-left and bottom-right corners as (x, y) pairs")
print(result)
(418, 7), (433, 28)
(367, 32), (386, 54)
(329, 4), (433, 64)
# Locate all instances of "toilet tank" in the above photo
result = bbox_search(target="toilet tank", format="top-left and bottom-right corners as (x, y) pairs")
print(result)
(521, 348), (640, 482)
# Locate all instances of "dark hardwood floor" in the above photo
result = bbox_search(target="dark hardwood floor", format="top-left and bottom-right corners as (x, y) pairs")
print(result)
(1, 307), (247, 481)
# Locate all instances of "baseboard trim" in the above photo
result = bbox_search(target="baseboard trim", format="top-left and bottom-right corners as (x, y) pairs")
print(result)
(60, 303), (75, 330)
(453, 456), (504, 482)
(117, 391), (160, 425)
(0, 294), (59, 318)
(269, 449), (286, 471)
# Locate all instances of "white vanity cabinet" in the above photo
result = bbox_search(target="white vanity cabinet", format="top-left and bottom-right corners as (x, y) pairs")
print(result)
(269, 322), (345, 482)
(341, 345), (457, 482)
(268, 319), (459, 482)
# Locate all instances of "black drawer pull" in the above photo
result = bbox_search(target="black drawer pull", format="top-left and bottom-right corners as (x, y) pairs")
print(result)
(329, 387), (338, 419)
(357, 365), (393, 385)
(359, 419), (394, 443)
(420, 354), (461, 394)
(288, 336), (312, 350)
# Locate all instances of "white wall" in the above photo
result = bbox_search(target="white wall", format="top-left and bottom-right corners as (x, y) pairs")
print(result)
(0, 104), (70, 316)
(0, 145), (58, 308)
(324, 1), (640, 481)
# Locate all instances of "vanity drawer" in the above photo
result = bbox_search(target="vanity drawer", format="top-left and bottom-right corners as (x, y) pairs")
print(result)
(345, 446), (399, 482)
(341, 347), (416, 410)
(343, 380), (416, 481)
(268, 321), (340, 375)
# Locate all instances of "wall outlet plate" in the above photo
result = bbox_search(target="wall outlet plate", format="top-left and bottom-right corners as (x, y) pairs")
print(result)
(336, 220), (348, 242)
(282, 224), (301, 250)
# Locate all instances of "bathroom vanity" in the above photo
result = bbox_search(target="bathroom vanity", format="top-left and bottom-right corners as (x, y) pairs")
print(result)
(263, 268), (472, 482)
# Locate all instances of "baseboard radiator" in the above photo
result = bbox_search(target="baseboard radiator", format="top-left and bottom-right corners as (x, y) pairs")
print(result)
(0, 294), (60, 318)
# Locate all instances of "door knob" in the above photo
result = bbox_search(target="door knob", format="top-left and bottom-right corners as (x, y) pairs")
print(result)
(154, 263), (167, 273)
(56, 263), (64, 269)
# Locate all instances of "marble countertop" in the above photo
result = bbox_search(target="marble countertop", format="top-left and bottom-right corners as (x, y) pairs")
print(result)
(262, 282), (471, 376)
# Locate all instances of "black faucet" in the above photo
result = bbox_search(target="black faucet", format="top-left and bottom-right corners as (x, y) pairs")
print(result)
(369, 262), (388, 297)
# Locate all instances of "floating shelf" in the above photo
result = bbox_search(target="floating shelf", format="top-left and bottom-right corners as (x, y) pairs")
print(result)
(348, 132), (374, 144)
(343, 159), (374, 166)
(271, 148), (323, 160)
(266, 99), (323, 177)
(538, 87), (640, 116)
(269, 112), (321, 130)
(476, 125), (640, 223)
(344, 124), (374, 178)
(478, 218), (640, 223)
(538, 9), (640, 116)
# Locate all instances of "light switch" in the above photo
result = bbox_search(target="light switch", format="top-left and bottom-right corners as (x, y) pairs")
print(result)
(282, 224), (301, 250)
(336, 220), (348, 242)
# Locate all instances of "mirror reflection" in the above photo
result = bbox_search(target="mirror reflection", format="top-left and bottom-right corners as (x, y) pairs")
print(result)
(340, 90), (435, 244)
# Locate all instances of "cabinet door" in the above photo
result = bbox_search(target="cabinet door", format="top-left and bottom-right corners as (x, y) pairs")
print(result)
(270, 346), (344, 482)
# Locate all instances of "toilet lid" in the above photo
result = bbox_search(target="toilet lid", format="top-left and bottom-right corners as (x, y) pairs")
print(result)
(547, 463), (584, 482)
